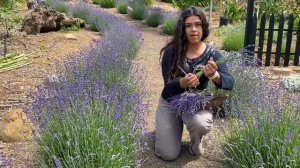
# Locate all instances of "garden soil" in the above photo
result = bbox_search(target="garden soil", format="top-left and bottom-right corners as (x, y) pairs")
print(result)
(1, 2), (292, 168)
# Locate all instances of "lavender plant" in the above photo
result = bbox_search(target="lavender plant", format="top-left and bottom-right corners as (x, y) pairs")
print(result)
(45, 0), (69, 14)
(69, 2), (91, 21)
(31, 81), (147, 167)
(219, 50), (300, 167)
(70, 3), (121, 32)
(169, 90), (212, 116)
(99, 0), (115, 8)
(146, 7), (163, 27)
(129, 0), (148, 20)
(26, 2), (147, 167)
(162, 12), (179, 35)
(116, 0), (128, 14)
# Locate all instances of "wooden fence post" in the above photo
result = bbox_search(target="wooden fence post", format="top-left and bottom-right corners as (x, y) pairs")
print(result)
(284, 15), (294, 67)
(275, 14), (285, 66)
(295, 20), (300, 66)
(244, 0), (255, 51)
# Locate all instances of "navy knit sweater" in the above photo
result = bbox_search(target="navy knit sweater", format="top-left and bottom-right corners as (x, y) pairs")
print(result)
(160, 44), (235, 101)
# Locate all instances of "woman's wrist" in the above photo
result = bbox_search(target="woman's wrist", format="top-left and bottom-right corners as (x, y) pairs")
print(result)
(179, 78), (188, 89)
(209, 71), (219, 80)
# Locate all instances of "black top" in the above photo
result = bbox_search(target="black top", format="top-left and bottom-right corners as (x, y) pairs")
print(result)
(160, 44), (235, 101)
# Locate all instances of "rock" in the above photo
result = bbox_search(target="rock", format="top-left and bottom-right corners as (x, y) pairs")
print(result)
(21, 6), (85, 34)
(293, 67), (300, 73)
(92, 37), (99, 42)
(272, 67), (293, 76)
(0, 108), (33, 142)
(127, 6), (133, 14)
(61, 18), (85, 28)
(64, 33), (78, 40)
(269, 75), (280, 80)
(27, 0), (38, 10)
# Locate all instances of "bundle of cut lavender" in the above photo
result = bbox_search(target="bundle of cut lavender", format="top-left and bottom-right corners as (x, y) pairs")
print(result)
(170, 51), (245, 117)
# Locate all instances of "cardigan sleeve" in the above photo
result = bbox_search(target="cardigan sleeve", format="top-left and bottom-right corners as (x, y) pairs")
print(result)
(161, 46), (186, 100)
(211, 50), (235, 90)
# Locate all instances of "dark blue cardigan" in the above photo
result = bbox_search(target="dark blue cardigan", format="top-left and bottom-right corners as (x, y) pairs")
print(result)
(160, 44), (235, 101)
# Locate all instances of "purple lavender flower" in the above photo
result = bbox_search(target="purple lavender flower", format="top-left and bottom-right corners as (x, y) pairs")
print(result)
(0, 152), (11, 168)
(52, 155), (63, 168)
(169, 90), (212, 116)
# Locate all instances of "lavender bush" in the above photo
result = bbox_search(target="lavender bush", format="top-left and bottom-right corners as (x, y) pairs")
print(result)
(116, 0), (128, 14)
(162, 12), (179, 35)
(31, 81), (147, 167)
(70, 3), (123, 33)
(218, 50), (300, 167)
(146, 7), (163, 27)
(26, 2), (147, 167)
(129, 0), (148, 20)
(45, 0), (69, 14)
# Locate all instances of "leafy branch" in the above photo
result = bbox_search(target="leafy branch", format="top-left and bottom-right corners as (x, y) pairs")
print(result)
(0, 6), (21, 57)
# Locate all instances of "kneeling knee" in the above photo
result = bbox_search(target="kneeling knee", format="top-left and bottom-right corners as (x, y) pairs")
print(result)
(155, 148), (180, 161)
(159, 152), (180, 161)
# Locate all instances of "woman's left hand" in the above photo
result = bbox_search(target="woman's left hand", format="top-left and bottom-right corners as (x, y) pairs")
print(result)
(204, 57), (218, 77)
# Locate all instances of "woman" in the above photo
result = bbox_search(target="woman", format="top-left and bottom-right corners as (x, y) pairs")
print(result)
(155, 6), (234, 161)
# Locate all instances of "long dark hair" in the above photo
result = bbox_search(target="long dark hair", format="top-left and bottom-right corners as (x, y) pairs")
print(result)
(160, 6), (209, 80)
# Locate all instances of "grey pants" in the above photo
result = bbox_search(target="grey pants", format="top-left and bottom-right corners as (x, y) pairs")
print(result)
(155, 97), (213, 161)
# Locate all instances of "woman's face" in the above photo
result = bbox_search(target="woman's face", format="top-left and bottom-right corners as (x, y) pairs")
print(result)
(184, 15), (203, 45)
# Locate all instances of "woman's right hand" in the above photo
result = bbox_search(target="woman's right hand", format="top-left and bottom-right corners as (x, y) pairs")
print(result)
(180, 73), (200, 89)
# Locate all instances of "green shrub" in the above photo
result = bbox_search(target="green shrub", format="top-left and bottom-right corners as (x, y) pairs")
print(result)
(0, 0), (14, 9)
(222, 25), (245, 51)
(71, 8), (90, 21)
(146, 12), (163, 27)
(222, 1), (245, 24)
(130, 2), (148, 20)
(52, 2), (69, 14)
(161, 0), (172, 3)
(92, 0), (101, 5)
(100, 0), (115, 8)
(89, 15), (108, 32)
(163, 17), (177, 35)
(144, 0), (155, 5)
(117, 3), (128, 14)
(172, 0), (210, 10)
(255, 0), (283, 18)
(60, 21), (81, 32)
